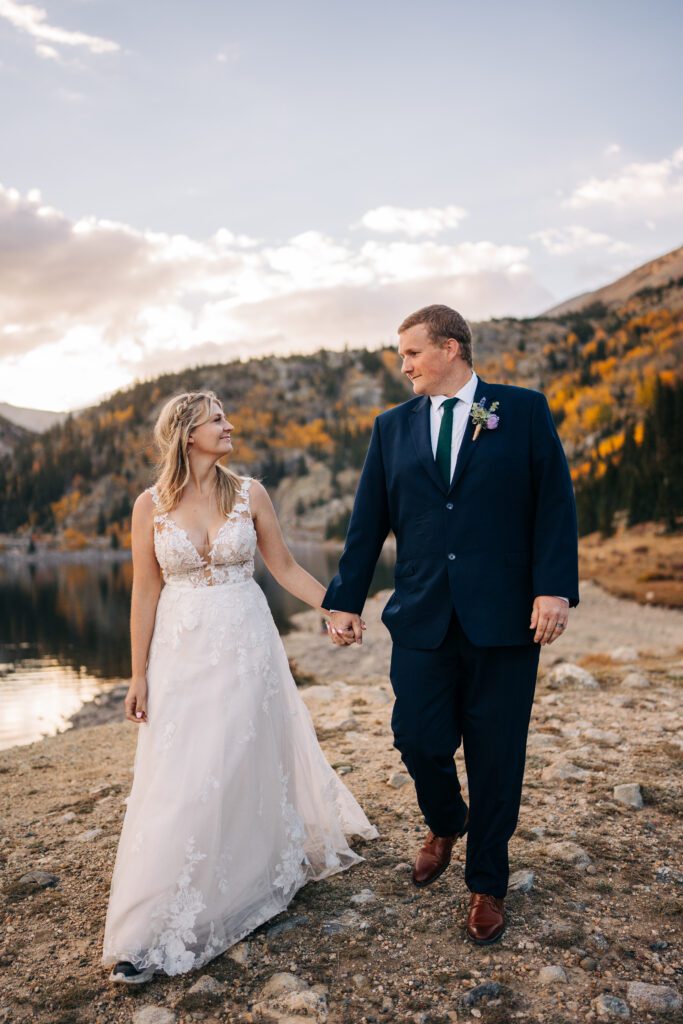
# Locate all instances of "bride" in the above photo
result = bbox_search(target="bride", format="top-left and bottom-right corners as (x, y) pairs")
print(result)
(102, 390), (377, 984)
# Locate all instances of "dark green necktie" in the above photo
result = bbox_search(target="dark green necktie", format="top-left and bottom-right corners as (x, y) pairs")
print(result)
(435, 397), (459, 486)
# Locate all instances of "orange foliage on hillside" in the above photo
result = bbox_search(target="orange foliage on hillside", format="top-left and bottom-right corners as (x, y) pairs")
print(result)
(549, 305), (682, 481)
(270, 419), (332, 451)
(50, 491), (81, 525)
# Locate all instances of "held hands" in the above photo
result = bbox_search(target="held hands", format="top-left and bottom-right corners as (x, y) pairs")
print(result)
(326, 611), (367, 646)
(124, 677), (148, 724)
(530, 596), (569, 645)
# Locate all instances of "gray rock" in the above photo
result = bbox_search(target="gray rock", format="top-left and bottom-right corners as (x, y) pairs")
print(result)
(655, 865), (683, 886)
(508, 869), (535, 893)
(527, 732), (562, 750)
(266, 914), (310, 937)
(459, 981), (501, 1007)
(542, 920), (584, 947)
(582, 727), (620, 745)
(187, 975), (224, 997)
(544, 841), (592, 869)
(132, 1009), (176, 1024)
(538, 965), (567, 985)
(613, 783), (643, 809)
(541, 760), (590, 782)
(322, 909), (368, 935)
(259, 972), (308, 998)
(387, 771), (411, 788)
(593, 993), (630, 1018)
(180, 975), (225, 1008)
(76, 827), (103, 842)
(589, 930), (609, 951)
(17, 870), (59, 889)
(227, 941), (249, 966)
(626, 981), (682, 1012)
(350, 888), (376, 905)
(621, 671), (649, 689)
(336, 716), (358, 732)
(546, 663), (599, 689)
(580, 956), (598, 971)
(352, 973), (368, 990)
(56, 812), (76, 824)
(254, 972), (328, 1023)
(610, 646), (638, 663)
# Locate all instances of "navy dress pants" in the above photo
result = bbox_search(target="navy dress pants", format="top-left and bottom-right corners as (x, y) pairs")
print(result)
(389, 611), (540, 898)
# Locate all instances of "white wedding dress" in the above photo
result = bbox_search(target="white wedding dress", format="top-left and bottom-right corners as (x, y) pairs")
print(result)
(102, 477), (378, 975)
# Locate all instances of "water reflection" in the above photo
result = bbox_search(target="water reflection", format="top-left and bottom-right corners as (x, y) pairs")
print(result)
(0, 653), (114, 750)
(0, 545), (395, 750)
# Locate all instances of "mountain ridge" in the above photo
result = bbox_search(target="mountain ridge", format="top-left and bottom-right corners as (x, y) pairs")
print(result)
(0, 246), (681, 542)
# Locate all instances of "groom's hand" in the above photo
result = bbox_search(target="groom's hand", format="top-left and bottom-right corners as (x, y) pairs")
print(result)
(530, 596), (569, 645)
(326, 611), (365, 646)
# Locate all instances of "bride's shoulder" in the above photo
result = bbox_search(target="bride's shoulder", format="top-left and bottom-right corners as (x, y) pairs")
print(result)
(241, 477), (269, 509)
(133, 487), (158, 516)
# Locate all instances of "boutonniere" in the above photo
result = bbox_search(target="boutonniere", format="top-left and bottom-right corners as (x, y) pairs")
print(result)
(470, 397), (500, 440)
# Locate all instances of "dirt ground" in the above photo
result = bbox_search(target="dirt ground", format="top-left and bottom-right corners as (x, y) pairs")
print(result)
(578, 522), (683, 609)
(0, 584), (682, 1024)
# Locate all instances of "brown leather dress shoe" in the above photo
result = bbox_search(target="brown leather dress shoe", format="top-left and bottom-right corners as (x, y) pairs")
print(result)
(465, 892), (506, 945)
(411, 813), (469, 888)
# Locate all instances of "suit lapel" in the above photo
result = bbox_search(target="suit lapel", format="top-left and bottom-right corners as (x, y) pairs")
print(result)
(409, 396), (447, 494)
(448, 375), (488, 494)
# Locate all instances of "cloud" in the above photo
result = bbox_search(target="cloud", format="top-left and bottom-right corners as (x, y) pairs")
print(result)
(216, 43), (241, 64)
(604, 143), (621, 157)
(0, 0), (119, 59)
(564, 145), (683, 210)
(530, 225), (631, 256)
(0, 183), (551, 411)
(355, 204), (467, 237)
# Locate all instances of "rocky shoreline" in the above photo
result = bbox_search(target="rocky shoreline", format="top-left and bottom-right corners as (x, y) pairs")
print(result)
(0, 586), (681, 1023)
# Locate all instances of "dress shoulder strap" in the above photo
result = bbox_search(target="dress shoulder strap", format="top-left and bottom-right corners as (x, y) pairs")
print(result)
(147, 484), (161, 510)
(227, 477), (253, 517)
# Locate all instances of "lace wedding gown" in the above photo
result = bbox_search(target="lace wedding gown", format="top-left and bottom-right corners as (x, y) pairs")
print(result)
(102, 477), (378, 975)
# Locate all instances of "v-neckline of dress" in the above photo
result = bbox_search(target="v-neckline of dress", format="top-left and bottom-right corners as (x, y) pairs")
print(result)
(162, 515), (231, 566)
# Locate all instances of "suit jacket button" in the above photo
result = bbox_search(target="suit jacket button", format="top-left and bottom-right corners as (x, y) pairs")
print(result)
(448, 553), (456, 560)
(446, 503), (454, 510)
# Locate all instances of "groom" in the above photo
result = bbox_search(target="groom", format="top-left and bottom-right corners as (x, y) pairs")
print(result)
(323, 305), (579, 945)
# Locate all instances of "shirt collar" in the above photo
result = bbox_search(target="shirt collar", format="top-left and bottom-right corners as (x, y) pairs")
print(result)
(430, 371), (478, 411)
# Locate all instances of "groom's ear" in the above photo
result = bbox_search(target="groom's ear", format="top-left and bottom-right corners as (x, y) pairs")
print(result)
(445, 337), (461, 360)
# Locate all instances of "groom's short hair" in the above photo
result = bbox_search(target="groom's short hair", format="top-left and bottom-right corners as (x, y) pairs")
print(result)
(398, 305), (473, 367)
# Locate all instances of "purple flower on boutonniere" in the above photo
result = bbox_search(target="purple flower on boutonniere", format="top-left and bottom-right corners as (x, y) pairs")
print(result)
(470, 397), (500, 440)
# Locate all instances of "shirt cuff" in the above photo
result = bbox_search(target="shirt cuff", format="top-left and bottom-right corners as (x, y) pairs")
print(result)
(553, 596), (570, 603)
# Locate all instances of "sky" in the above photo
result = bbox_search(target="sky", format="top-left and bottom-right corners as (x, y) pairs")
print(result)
(0, 0), (682, 412)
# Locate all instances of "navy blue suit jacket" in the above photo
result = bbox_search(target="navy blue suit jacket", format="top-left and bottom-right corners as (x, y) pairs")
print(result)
(323, 376), (580, 648)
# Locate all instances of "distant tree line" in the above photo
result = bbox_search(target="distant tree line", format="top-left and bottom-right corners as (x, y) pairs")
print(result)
(574, 378), (683, 536)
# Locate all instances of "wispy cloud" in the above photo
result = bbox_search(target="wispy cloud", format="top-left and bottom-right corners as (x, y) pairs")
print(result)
(0, 0), (119, 59)
(564, 145), (683, 209)
(355, 204), (467, 237)
(216, 42), (241, 64)
(531, 225), (631, 256)
(0, 184), (551, 410)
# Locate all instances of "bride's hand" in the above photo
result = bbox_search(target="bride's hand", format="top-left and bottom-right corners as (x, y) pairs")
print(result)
(124, 677), (148, 724)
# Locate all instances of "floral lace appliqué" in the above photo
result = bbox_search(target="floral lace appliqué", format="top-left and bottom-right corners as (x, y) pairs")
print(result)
(273, 765), (307, 897)
(147, 836), (207, 975)
(148, 479), (256, 590)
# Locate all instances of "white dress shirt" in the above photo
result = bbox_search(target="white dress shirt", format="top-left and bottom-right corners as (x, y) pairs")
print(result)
(429, 371), (479, 481)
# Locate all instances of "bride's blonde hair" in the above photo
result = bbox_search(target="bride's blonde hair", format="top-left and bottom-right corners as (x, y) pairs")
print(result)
(152, 391), (242, 515)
